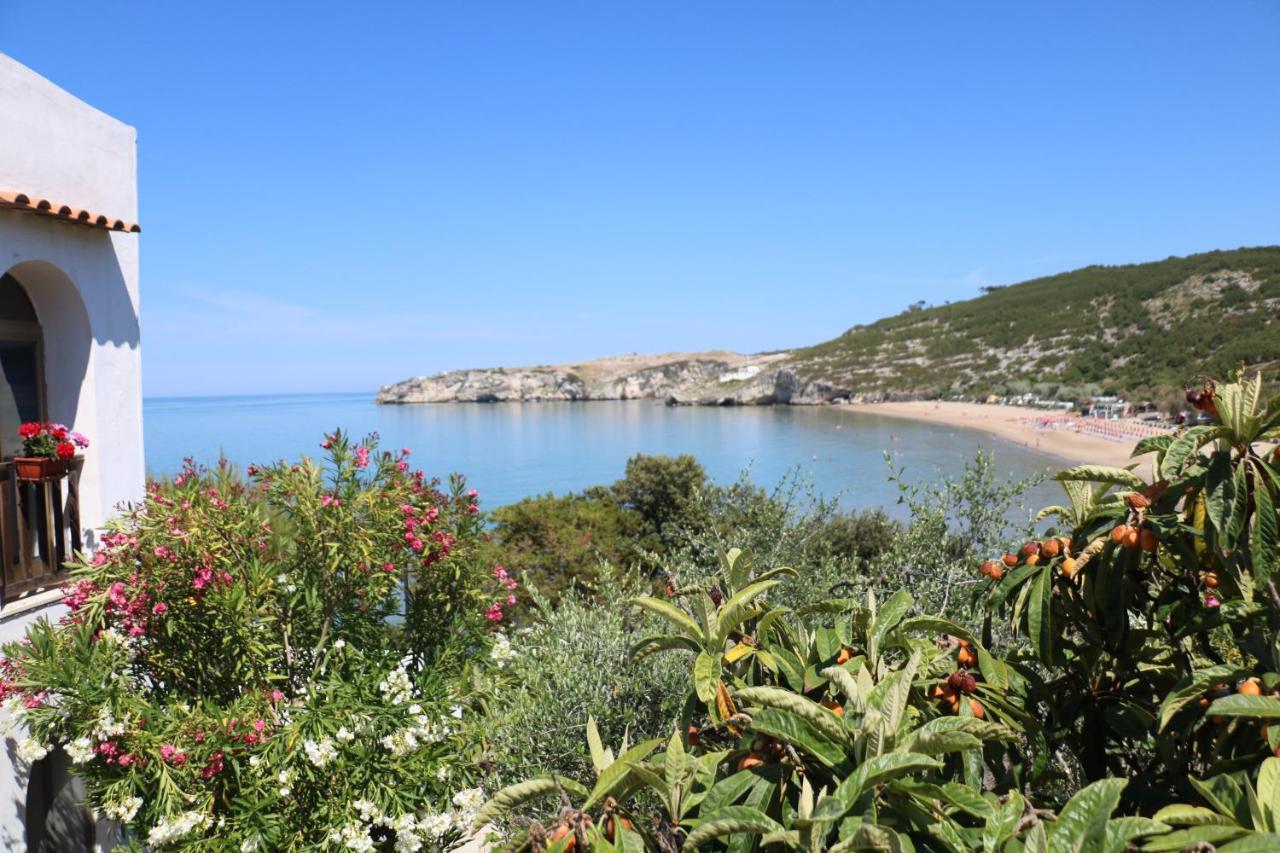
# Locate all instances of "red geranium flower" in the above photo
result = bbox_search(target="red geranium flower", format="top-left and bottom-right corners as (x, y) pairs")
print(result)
(55, 442), (75, 461)
(18, 422), (40, 439)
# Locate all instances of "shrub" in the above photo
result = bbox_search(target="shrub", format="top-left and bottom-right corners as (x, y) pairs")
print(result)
(477, 550), (1150, 850)
(982, 370), (1280, 813)
(483, 491), (646, 602)
(479, 566), (688, 789)
(0, 432), (501, 851)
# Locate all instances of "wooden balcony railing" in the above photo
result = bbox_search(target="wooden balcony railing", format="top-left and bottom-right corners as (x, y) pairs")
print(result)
(0, 457), (82, 605)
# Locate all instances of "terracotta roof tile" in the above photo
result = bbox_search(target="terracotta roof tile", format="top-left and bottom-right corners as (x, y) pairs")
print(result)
(0, 191), (140, 233)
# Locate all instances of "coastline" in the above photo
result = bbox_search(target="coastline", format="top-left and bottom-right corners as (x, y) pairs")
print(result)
(844, 400), (1160, 471)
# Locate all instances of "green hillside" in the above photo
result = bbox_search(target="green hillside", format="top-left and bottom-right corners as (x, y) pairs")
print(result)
(787, 246), (1280, 406)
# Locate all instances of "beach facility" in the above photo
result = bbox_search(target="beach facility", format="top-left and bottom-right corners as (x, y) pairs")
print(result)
(0, 53), (144, 849)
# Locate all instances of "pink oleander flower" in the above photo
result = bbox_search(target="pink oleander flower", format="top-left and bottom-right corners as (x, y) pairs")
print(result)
(152, 601), (167, 615)
(382, 562), (396, 573)
(467, 488), (478, 498)
(1205, 594), (1221, 608)
(353, 446), (370, 468)
(270, 689), (284, 702)
(396, 461), (409, 472)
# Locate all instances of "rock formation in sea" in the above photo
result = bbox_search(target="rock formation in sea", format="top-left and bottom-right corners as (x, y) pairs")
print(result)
(376, 351), (851, 407)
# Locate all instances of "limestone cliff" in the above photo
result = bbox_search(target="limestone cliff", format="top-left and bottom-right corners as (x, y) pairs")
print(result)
(376, 351), (851, 406)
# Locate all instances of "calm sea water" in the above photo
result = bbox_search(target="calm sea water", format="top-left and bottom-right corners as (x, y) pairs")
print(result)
(143, 394), (1063, 515)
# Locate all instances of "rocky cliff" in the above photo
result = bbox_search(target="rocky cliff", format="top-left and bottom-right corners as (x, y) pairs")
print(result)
(376, 351), (851, 406)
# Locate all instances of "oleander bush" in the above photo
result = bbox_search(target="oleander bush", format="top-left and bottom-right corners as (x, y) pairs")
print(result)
(475, 370), (1280, 851)
(0, 432), (503, 852)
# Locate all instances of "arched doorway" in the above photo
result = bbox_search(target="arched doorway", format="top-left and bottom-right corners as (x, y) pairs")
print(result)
(0, 273), (47, 451)
(0, 270), (80, 601)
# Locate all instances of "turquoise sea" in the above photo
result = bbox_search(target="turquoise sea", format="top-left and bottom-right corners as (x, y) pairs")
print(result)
(143, 394), (1064, 515)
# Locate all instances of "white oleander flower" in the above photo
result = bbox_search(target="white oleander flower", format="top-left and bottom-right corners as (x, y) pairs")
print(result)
(378, 665), (414, 705)
(352, 798), (380, 822)
(146, 810), (209, 846)
(304, 737), (338, 768)
(330, 821), (375, 852)
(451, 787), (485, 825)
(17, 737), (49, 763)
(65, 736), (95, 764)
(418, 811), (453, 840)
(336, 726), (355, 743)
(104, 795), (143, 823)
(489, 633), (516, 667)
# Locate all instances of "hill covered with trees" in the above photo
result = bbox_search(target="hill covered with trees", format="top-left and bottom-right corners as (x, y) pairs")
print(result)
(787, 245), (1280, 406)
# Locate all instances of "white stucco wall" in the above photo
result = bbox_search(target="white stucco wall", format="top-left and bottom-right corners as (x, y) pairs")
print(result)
(0, 52), (143, 850)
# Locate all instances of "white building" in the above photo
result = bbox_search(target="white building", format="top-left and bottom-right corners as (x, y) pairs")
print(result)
(0, 53), (145, 849)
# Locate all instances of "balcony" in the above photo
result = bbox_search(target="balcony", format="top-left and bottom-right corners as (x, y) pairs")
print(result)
(0, 457), (81, 605)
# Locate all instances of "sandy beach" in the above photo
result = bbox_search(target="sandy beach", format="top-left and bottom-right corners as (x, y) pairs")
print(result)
(845, 401), (1162, 471)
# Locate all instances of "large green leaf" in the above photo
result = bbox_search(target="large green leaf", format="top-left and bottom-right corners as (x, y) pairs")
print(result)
(1101, 817), (1169, 853)
(716, 577), (788, 646)
(472, 777), (589, 830)
(1047, 777), (1126, 853)
(631, 596), (703, 641)
(699, 768), (763, 817)
(1206, 694), (1280, 719)
(868, 589), (914, 659)
(1251, 460), (1279, 585)
(682, 806), (782, 850)
(1217, 834), (1280, 852)
(1140, 825), (1246, 851)
(1152, 804), (1238, 827)
(1160, 426), (1227, 480)
(1206, 452), (1238, 548)
(1054, 465), (1146, 490)
(900, 716), (1015, 755)
(1259, 758), (1280, 833)
(1157, 665), (1245, 731)
(733, 686), (850, 746)
(693, 650), (720, 706)
(817, 753), (943, 820)
(587, 716), (612, 774)
(629, 634), (702, 660)
(584, 738), (663, 810)
(1028, 565), (1053, 665)
(750, 707), (847, 767)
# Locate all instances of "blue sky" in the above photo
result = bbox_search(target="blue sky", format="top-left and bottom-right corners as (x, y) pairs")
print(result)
(3, 2), (1277, 396)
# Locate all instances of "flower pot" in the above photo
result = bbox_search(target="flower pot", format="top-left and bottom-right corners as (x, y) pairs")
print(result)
(12, 457), (66, 482)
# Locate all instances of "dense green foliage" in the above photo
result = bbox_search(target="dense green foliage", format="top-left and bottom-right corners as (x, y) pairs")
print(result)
(477, 371), (1280, 851)
(788, 246), (1280, 405)
(484, 454), (902, 606)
